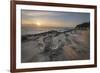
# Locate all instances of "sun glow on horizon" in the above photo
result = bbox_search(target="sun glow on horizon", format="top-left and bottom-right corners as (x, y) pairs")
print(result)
(36, 22), (41, 26)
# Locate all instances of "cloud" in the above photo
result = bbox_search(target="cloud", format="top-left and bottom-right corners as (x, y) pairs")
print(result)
(22, 10), (53, 17)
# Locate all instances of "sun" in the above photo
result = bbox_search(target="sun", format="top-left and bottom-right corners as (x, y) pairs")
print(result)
(37, 22), (41, 26)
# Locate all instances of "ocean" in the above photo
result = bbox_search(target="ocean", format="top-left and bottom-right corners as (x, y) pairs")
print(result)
(21, 26), (73, 36)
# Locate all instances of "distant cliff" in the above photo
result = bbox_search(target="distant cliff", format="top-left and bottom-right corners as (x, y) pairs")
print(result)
(75, 22), (90, 29)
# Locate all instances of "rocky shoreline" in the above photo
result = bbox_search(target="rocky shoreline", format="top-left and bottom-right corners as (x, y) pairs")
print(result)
(21, 22), (90, 63)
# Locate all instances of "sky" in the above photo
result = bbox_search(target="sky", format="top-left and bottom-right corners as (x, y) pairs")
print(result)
(21, 10), (90, 28)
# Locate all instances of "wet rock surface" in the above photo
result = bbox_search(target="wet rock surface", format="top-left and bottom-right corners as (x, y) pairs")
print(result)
(21, 29), (90, 63)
